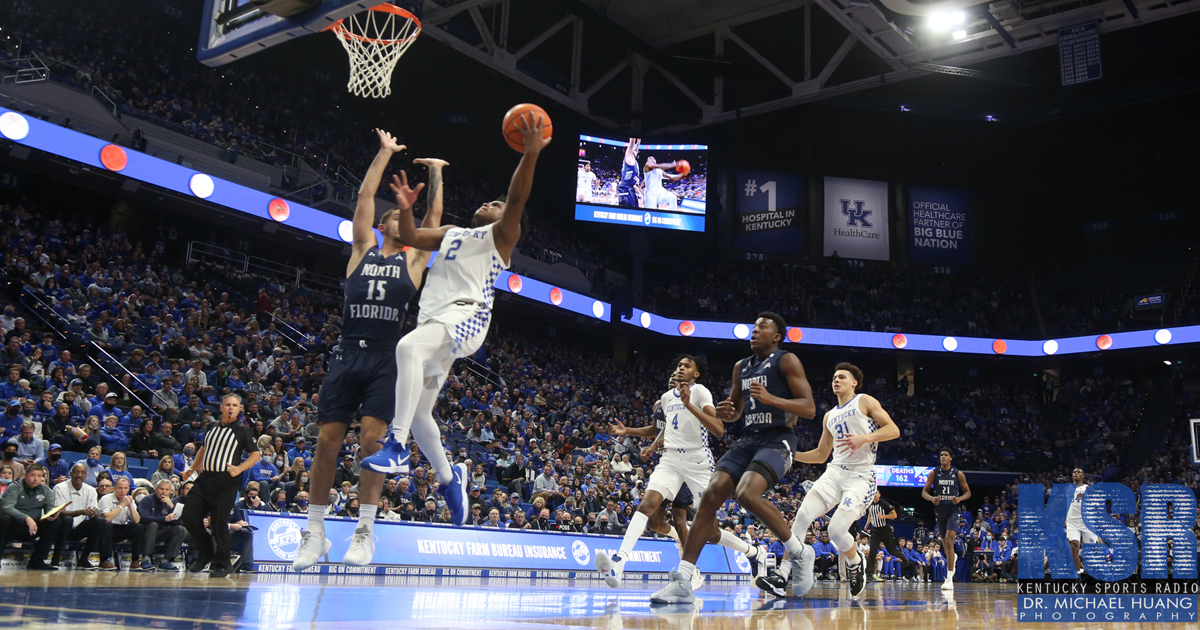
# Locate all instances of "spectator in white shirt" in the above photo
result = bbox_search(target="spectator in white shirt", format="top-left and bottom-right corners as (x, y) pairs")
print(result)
(53, 462), (116, 570)
(99, 476), (144, 567)
(611, 454), (633, 474)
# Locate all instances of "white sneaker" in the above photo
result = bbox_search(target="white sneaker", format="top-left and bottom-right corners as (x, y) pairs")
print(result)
(292, 531), (331, 572)
(596, 553), (625, 588)
(343, 527), (375, 567)
(690, 569), (704, 591)
(942, 569), (955, 591)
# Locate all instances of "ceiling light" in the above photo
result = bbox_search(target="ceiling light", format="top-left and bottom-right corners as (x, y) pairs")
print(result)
(952, 29), (967, 40)
(928, 11), (966, 31)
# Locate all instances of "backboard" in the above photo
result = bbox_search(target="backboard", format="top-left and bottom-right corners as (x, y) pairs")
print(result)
(197, 0), (420, 67)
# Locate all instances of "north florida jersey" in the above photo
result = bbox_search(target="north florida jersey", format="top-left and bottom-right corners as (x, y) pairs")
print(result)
(825, 393), (878, 471)
(341, 247), (415, 345)
(1067, 484), (1088, 527)
(738, 349), (795, 433)
(645, 167), (664, 192)
(418, 223), (509, 323)
(616, 160), (639, 194)
(933, 467), (960, 515)
(658, 384), (714, 452)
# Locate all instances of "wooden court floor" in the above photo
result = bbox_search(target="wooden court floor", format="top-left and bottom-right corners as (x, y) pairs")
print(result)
(0, 571), (1188, 630)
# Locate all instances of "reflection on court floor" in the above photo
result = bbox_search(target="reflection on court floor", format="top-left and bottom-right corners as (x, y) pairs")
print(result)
(0, 573), (1174, 630)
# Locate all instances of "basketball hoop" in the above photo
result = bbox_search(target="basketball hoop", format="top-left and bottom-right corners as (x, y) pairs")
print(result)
(327, 4), (421, 98)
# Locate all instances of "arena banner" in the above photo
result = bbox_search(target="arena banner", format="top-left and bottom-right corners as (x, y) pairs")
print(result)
(908, 186), (972, 265)
(734, 170), (804, 256)
(823, 177), (889, 261)
(248, 513), (746, 576)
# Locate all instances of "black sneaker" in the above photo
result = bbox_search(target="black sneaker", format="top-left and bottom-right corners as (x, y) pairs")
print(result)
(848, 560), (866, 598)
(755, 570), (788, 597)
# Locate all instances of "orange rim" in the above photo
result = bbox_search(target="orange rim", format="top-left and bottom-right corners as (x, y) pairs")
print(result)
(324, 4), (422, 44)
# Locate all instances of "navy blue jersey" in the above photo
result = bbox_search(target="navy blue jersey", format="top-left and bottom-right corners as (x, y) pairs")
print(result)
(933, 466), (960, 515)
(341, 247), (416, 346)
(737, 349), (795, 433)
(616, 160), (639, 194)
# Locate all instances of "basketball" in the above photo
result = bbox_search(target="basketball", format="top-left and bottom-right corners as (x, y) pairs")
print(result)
(676, 159), (691, 176)
(503, 103), (552, 152)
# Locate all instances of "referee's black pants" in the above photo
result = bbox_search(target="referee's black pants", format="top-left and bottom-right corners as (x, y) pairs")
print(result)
(182, 471), (240, 571)
(867, 526), (911, 576)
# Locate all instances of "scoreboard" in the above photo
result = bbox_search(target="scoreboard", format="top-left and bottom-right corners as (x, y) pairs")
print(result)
(874, 465), (933, 488)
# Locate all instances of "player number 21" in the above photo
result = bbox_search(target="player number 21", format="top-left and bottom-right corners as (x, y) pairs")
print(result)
(366, 280), (387, 301)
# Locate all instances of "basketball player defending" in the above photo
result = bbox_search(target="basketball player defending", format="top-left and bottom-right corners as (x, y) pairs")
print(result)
(616, 138), (641, 208)
(652, 312), (816, 604)
(1067, 467), (1098, 576)
(759, 363), (899, 599)
(643, 157), (685, 210)
(922, 447), (972, 590)
(577, 163), (597, 202)
(293, 129), (445, 571)
(361, 114), (551, 527)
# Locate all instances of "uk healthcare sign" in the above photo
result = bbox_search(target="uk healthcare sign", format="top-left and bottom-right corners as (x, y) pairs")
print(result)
(823, 176), (889, 261)
(908, 186), (972, 266)
(1017, 483), (1197, 623)
(250, 513), (749, 577)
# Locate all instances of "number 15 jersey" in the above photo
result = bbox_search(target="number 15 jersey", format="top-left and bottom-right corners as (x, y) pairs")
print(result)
(658, 383), (714, 452)
(342, 248), (415, 346)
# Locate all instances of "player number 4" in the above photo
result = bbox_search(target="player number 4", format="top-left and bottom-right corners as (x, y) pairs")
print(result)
(366, 279), (387, 301)
(672, 414), (679, 430)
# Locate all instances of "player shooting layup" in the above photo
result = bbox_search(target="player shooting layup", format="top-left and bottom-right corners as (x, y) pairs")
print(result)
(361, 114), (551, 532)
(643, 156), (685, 210)
(922, 446), (972, 591)
(758, 363), (900, 600)
(652, 312), (815, 604)
(293, 130), (445, 571)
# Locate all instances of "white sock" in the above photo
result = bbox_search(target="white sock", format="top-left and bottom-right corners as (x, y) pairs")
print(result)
(618, 512), (649, 559)
(783, 535), (805, 558)
(358, 505), (377, 533)
(307, 507), (326, 536)
(847, 554), (861, 567)
(665, 526), (681, 544)
(779, 560), (793, 579)
(718, 529), (751, 555)
(678, 561), (696, 580)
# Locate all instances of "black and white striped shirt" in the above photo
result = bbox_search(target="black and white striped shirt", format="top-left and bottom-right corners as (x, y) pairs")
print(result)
(200, 419), (257, 472)
(867, 497), (895, 529)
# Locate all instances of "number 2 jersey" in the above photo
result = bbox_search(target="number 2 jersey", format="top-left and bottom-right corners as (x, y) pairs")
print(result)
(417, 222), (509, 357)
(657, 384), (715, 452)
(342, 248), (416, 346)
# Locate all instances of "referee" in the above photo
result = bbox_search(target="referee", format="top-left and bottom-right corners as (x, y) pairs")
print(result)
(865, 491), (912, 581)
(182, 394), (260, 578)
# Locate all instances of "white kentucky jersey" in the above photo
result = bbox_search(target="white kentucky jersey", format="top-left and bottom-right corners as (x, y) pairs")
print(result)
(825, 393), (878, 471)
(577, 169), (596, 191)
(419, 223), (507, 317)
(645, 167), (664, 192)
(657, 384), (714, 452)
(1067, 484), (1089, 527)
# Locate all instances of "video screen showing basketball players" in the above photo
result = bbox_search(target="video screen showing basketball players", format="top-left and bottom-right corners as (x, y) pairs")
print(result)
(576, 135), (708, 215)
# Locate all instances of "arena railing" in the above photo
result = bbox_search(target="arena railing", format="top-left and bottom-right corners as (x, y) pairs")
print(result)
(18, 285), (169, 418)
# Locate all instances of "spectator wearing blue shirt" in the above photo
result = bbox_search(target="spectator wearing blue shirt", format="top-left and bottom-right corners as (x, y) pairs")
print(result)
(87, 383), (112, 411)
(0, 399), (24, 438)
(813, 531), (839, 580)
(7, 420), (43, 463)
(173, 444), (198, 477)
(902, 539), (927, 581)
(50, 351), (75, 378)
(286, 437), (314, 468)
(247, 455), (279, 496)
(0, 368), (24, 400)
(35, 334), (58, 364)
(89, 392), (123, 420)
(37, 443), (71, 486)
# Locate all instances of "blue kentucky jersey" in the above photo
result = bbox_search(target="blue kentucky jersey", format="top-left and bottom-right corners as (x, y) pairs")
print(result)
(738, 349), (794, 433)
(341, 247), (416, 346)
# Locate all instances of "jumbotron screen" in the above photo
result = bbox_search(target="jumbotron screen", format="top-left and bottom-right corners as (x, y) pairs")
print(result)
(573, 135), (708, 232)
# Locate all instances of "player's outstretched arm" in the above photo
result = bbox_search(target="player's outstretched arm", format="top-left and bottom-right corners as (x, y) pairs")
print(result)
(624, 138), (640, 164)
(647, 161), (677, 171)
(609, 419), (657, 438)
(835, 394), (901, 454)
(388, 172), (450, 252)
(493, 112), (551, 263)
(405, 158), (449, 285)
(348, 129), (405, 276)
(795, 418), (833, 464)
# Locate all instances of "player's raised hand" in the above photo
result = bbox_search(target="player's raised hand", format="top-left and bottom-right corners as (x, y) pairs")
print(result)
(389, 172), (426, 211)
(836, 433), (870, 455)
(516, 112), (552, 155)
(375, 128), (406, 154)
(608, 420), (627, 436)
(413, 158), (450, 169)
(716, 398), (737, 421)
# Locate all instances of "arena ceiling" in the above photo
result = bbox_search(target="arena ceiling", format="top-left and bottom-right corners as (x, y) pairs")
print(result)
(421, 0), (1197, 133)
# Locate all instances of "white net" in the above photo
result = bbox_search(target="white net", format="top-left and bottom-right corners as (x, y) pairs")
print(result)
(331, 6), (421, 99)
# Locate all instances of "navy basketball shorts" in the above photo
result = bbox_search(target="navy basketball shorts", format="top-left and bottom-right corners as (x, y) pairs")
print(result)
(936, 509), (961, 537)
(316, 345), (397, 424)
(617, 190), (637, 207)
(715, 428), (799, 487)
(672, 483), (693, 509)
